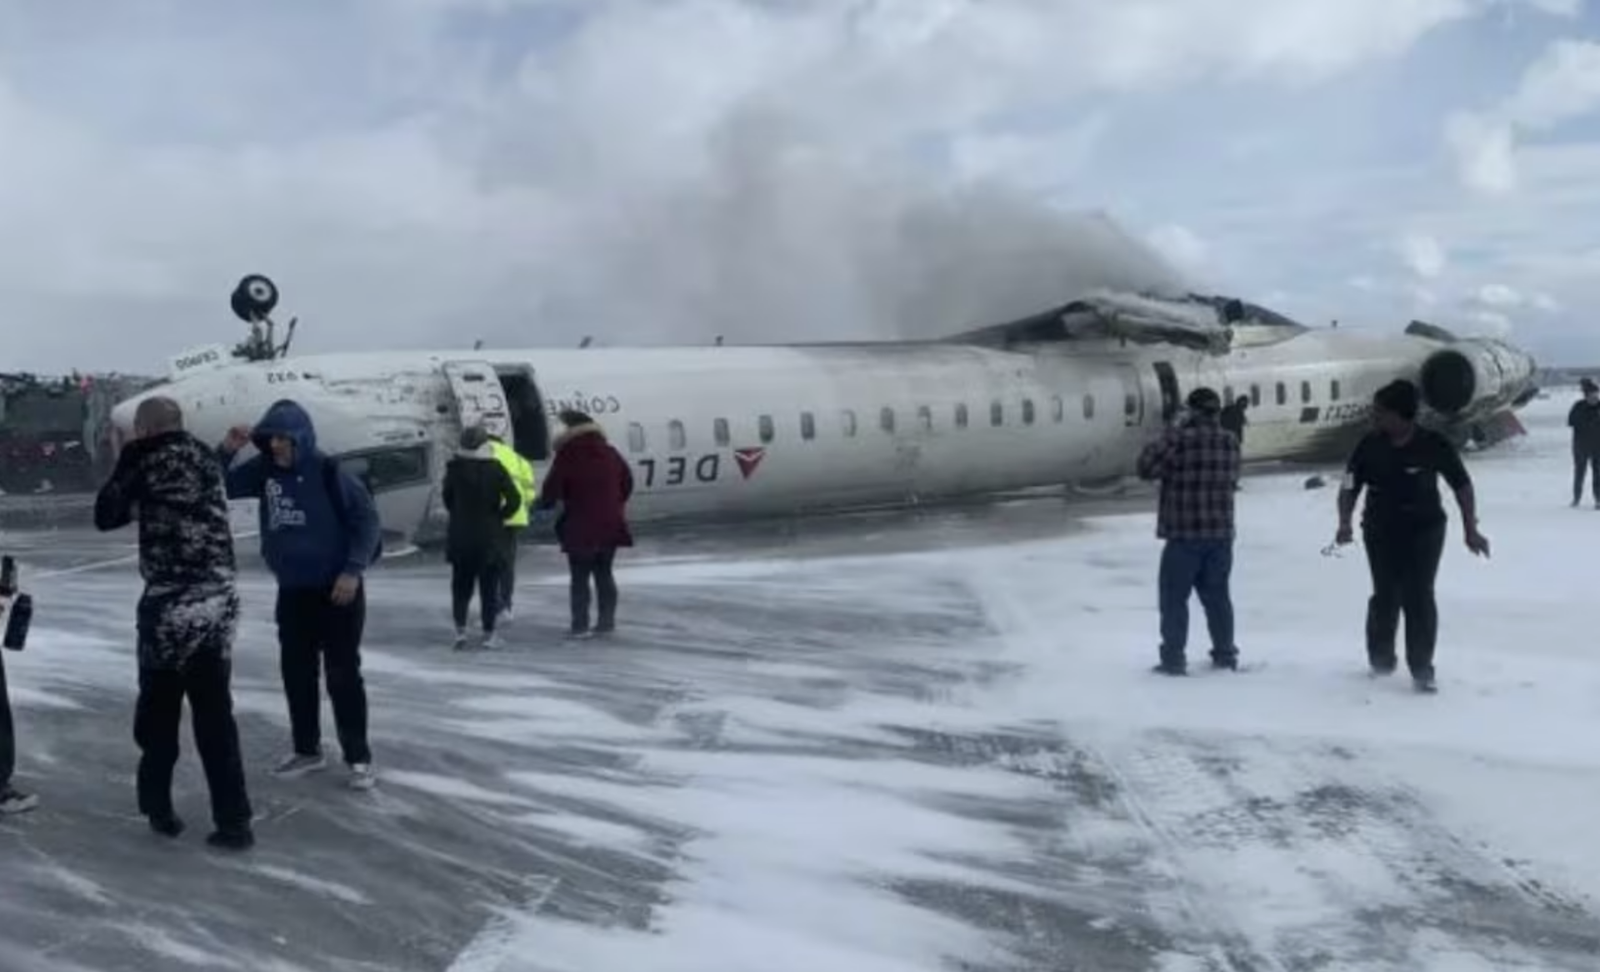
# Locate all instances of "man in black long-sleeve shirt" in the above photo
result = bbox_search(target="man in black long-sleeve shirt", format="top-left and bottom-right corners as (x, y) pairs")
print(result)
(1568, 379), (1600, 508)
(1335, 380), (1490, 694)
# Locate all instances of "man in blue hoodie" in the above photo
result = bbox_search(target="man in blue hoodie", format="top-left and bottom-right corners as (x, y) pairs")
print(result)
(217, 399), (381, 791)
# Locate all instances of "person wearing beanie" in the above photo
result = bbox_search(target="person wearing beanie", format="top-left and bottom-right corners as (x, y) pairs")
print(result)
(1136, 385), (1243, 676)
(1567, 378), (1600, 508)
(1335, 378), (1491, 693)
(441, 425), (522, 650)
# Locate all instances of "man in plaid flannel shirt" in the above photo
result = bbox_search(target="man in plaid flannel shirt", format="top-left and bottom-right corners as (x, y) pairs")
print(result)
(1136, 386), (1242, 675)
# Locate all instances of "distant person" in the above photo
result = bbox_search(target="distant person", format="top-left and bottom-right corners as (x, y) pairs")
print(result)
(1219, 395), (1249, 445)
(1335, 379), (1490, 694)
(94, 396), (254, 849)
(485, 430), (535, 623)
(443, 426), (522, 649)
(217, 400), (381, 791)
(535, 410), (634, 637)
(1136, 387), (1242, 675)
(1568, 378), (1600, 508)
(0, 600), (36, 816)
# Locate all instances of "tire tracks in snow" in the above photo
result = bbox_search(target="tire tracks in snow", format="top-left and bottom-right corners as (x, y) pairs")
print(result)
(1074, 727), (1600, 970)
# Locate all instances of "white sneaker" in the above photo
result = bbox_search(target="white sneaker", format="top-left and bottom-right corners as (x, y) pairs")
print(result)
(348, 763), (377, 791)
(499, 606), (515, 624)
(481, 631), (503, 650)
(452, 628), (468, 650)
(272, 751), (327, 777)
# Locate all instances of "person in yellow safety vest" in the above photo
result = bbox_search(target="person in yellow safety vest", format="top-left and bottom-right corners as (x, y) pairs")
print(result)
(487, 433), (536, 623)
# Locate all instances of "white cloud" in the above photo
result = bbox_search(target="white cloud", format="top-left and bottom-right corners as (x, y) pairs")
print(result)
(1446, 38), (1600, 195)
(1399, 232), (1449, 278)
(1475, 282), (1523, 306)
(1444, 112), (1520, 193)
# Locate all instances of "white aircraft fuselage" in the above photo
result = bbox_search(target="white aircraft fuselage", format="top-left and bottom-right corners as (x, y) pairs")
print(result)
(110, 315), (1539, 547)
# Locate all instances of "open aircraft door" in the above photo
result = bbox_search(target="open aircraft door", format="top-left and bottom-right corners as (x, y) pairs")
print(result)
(441, 360), (514, 440)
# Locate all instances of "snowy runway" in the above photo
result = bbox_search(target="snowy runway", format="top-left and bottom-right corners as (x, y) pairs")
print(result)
(1, 392), (1598, 971)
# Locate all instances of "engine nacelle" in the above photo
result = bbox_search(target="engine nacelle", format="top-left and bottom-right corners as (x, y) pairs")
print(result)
(1418, 338), (1538, 421)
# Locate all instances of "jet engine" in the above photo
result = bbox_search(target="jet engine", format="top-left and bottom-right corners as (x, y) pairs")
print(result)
(1417, 337), (1539, 423)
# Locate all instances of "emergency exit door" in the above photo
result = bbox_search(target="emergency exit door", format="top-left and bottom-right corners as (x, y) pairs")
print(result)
(441, 360), (513, 440)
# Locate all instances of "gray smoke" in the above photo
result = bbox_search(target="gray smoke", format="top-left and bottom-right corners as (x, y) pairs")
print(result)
(508, 110), (1195, 347)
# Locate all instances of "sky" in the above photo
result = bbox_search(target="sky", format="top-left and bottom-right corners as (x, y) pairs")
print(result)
(2, 0), (1599, 374)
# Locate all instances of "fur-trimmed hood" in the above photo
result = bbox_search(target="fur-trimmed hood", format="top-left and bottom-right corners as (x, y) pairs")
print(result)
(555, 422), (605, 450)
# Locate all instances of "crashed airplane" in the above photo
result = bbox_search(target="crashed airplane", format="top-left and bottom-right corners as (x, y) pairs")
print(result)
(110, 276), (1539, 546)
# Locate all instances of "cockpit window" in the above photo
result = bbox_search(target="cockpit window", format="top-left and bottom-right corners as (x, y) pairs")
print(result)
(333, 445), (431, 494)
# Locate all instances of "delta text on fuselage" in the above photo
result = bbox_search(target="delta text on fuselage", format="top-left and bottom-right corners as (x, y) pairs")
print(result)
(109, 277), (1540, 547)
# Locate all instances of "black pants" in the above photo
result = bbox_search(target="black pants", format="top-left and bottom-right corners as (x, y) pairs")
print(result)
(1363, 522), (1447, 677)
(1574, 449), (1600, 504)
(134, 653), (253, 829)
(275, 584), (371, 766)
(567, 550), (617, 633)
(499, 527), (523, 610)
(451, 558), (504, 632)
(0, 651), (14, 790)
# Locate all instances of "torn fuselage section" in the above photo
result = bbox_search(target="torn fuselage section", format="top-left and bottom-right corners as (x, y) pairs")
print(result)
(947, 290), (1262, 355)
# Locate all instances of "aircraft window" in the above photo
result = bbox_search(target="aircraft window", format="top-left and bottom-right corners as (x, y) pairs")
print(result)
(880, 407), (895, 433)
(1082, 394), (1095, 420)
(1250, 384), (1261, 407)
(1022, 399), (1036, 425)
(627, 423), (646, 453)
(841, 409), (857, 437)
(917, 405), (932, 431)
(801, 411), (816, 440)
(1052, 395), (1064, 422)
(1224, 385), (1234, 404)
(955, 403), (969, 428)
(1275, 382), (1287, 406)
(990, 401), (1003, 426)
(714, 418), (730, 446)
(668, 420), (687, 451)
(1125, 391), (1138, 417)
(1300, 381), (1312, 404)
(759, 414), (775, 443)
(1330, 379), (1341, 401)
(334, 445), (430, 495)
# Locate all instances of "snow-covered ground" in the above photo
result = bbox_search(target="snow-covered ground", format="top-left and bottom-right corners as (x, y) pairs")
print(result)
(1, 390), (1597, 972)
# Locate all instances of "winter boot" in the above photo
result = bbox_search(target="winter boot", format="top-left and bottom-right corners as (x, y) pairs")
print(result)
(206, 827), (255, 851)
(148, 812), (186, 838)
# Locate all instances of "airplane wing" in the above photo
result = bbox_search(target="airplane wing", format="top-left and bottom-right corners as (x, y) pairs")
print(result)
(948, 289), (1236, 355)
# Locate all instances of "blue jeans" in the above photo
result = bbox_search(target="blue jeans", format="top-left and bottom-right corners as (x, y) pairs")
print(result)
(1158, 539), (1236, 668)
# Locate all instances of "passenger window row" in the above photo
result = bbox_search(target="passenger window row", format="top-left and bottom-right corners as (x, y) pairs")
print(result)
(623, 393), (1100, 453)
(1222, 379), (1343, 410)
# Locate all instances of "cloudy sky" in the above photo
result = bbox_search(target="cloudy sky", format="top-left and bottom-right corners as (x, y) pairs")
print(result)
(2, 0), (1598, 374)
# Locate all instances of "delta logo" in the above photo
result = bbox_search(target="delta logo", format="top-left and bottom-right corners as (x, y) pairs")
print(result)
(734, 447), (766, 480)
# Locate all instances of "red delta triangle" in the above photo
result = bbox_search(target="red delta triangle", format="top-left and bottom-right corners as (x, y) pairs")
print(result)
(734, 447), (767, 479)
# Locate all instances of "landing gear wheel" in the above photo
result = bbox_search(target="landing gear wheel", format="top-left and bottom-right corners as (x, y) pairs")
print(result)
(230, 274), (279, 323)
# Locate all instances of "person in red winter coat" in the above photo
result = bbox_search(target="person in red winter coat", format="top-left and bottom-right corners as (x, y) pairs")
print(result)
(535, 411), (634, 636)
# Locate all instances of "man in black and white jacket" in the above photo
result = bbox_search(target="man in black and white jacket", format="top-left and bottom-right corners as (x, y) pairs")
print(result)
(95, 396), (254, 850)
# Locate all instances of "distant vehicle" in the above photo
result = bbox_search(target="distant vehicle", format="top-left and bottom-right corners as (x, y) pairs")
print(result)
(110, 275), (1541, 546)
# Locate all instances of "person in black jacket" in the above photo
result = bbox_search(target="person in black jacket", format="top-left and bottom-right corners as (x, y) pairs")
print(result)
(442, 426), (521, 650)
(1568, 378), (1600, 508)
(93, 396), (254, 850)
(1335, 380), (1490, 694)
